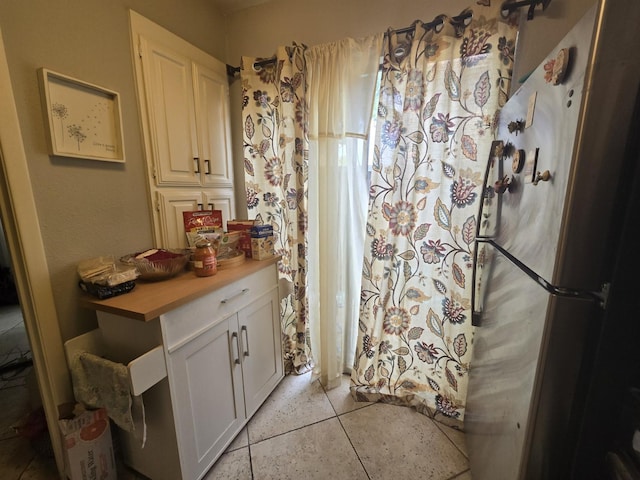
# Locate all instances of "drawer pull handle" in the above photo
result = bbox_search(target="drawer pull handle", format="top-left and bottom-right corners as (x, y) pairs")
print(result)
(241, 325), (250, 357)
(231, 332), (240, 365)
(221, 288), (249, 304)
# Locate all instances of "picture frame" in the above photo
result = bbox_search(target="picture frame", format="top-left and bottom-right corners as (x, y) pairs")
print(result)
(38, 68), (125, 162)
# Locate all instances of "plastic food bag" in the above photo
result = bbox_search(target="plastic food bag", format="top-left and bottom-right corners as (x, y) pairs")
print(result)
(77, 256), (138, 286)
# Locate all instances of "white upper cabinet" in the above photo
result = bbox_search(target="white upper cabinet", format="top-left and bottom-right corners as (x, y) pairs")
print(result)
(139, 36), (233, 188)
(139, 37), (200, 186)
(193, 63), (234, 188)
(130, 11), (236, 248)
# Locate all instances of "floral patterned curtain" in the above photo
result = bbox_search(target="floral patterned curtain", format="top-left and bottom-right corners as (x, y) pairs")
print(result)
(351, 6), (518, 428)
(241, 45), (312, 374)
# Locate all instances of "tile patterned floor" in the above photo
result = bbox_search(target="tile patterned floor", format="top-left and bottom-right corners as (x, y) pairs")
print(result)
(204, 372), (471, 480)
(0, 304), (470, 479)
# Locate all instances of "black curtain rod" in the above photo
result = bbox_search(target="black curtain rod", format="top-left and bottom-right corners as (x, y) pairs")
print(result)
(500, 0), (552, 20)
(226, 8), (476, 78)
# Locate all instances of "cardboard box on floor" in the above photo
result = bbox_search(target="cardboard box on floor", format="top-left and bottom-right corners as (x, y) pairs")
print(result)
(58, 403), (117, 480)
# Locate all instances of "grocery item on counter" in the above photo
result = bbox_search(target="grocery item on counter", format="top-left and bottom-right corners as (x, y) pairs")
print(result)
(251, 235), (275, 260)
(193, 241), (217, 277)
(226, 220), (254, 258)
(182, 210), (223, 247)
(78, 256), (138, 286)
(77, 256), (138, 299)
(120, 248), (189, 281)
(217, 231), (242, 259)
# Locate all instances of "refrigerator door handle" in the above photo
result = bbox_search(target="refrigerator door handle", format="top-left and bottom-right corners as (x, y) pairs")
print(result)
(489, 240), (609, 307)
(476, 140), (505, 240)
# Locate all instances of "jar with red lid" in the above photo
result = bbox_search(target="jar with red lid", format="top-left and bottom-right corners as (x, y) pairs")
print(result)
(193, 241), (217, 277)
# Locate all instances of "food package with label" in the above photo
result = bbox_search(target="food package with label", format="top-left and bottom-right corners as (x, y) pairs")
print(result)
(251, 235), (275, 260)
(250, 224), (274, 238)
(77, 256), (138, 299)
(77, 256), (138, 286)
(58, 403), (117, 480)
(183, 210), (223, 248)
(227, 220), (254, 258)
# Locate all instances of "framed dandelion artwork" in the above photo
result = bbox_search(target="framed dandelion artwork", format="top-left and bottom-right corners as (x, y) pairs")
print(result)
(38, 68), (125, 162)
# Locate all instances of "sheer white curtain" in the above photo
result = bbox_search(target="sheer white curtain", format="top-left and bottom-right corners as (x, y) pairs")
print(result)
(305, 34), (383, 389)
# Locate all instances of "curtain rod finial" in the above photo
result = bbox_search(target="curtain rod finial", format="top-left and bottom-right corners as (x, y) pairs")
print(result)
(226, 64), (240, 78)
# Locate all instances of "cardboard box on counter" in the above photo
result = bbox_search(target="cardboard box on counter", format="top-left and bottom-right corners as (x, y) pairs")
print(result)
(227, 220), (254, 258)
(251, 235), (275, 260)
(250, 224), (273, 238)
(58, 403), (117, 480)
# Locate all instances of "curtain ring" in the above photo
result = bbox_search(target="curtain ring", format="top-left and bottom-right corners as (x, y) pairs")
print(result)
(394, 44), (408, 59)
(451, 9), (473, 37)
(386, 27), (395, 57)
(433, 15), (447, 33)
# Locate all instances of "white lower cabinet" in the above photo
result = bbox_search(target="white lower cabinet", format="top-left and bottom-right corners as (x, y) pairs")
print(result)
(93, 262), (283, 480)
(238, 289), (283, 418)
(166, 286), (282, 480)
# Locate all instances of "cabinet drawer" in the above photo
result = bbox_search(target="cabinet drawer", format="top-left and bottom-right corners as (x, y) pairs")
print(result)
(161, 263), (277, 352)
(64, 328), (167, 397)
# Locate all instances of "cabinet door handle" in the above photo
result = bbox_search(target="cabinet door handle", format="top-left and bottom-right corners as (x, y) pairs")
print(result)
(241, 325), (250, 357)
(221, 288), (249, 304)
(193, 157), (200, 174)
(204, 159), (211, 175)
(208, 203), (214, 210)
(230, 332), (240, 365)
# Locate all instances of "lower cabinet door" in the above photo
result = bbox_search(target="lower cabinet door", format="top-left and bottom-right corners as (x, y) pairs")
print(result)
(238, 287), (284, 418)
(167, 315), (245, 480)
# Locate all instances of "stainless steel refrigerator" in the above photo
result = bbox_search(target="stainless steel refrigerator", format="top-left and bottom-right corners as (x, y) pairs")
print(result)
(465, 1), (640, 479)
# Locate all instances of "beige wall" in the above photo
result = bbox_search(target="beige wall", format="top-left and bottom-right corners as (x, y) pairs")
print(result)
(222, 0), (596, 88)
(224, 0), (473, 62)
(0, 0), (226, 341)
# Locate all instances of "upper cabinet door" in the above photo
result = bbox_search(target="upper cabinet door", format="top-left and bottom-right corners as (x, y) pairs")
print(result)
(202, 188), (236, 229)
(139, 36), (200, 186)
(156, 190), (203, 249)
(193, 62), (234, 188)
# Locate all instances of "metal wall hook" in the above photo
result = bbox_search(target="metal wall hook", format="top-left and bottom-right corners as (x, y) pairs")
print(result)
(501, 0), (552, 20)
(533, 170), (551, 185)
(508, 119), (526, 135)
(494, 175), (514, 194)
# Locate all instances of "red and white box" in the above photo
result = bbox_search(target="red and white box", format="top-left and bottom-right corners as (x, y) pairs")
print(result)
(227, 220), (254, 258)
(58, 404), (117, 480)
(183, 210), (223, 247)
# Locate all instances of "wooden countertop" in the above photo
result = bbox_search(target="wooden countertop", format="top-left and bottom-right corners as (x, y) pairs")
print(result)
(80, 257), (279, 322)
